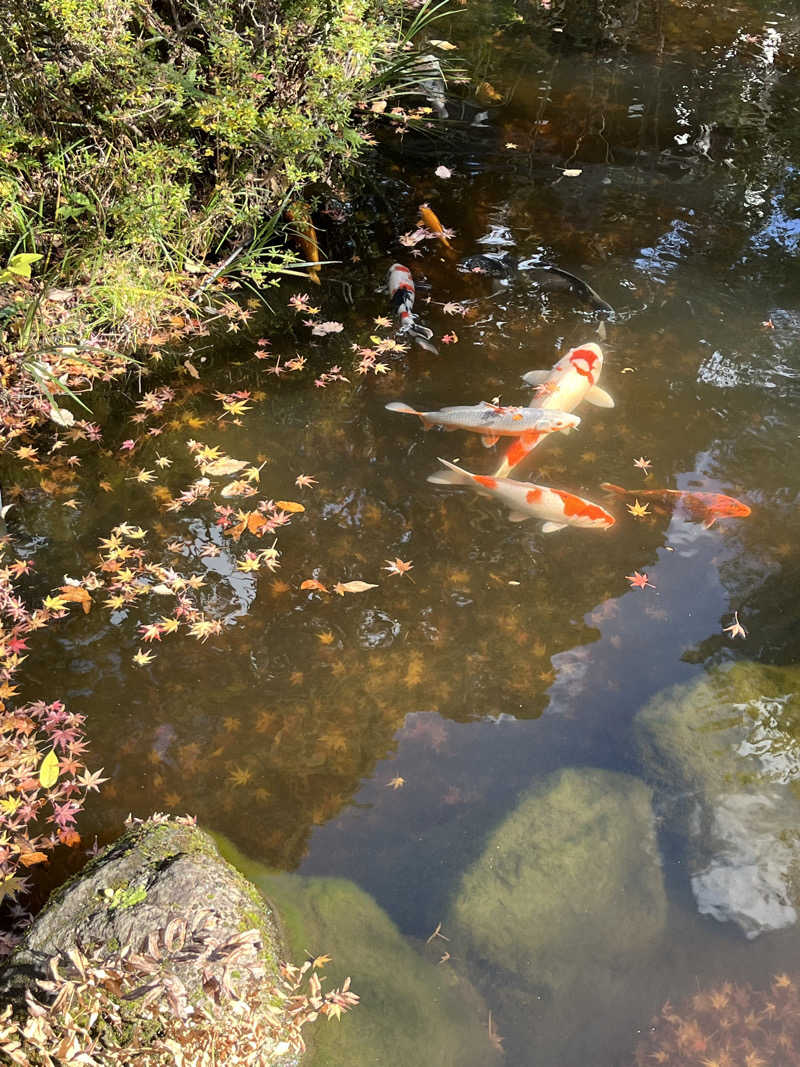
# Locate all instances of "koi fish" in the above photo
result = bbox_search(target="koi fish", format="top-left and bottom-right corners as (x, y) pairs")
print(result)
(286, 203), (321, 284)
(459, 256), (612, 313)
(601, 483), (750, 529)
(387, 263), (438, 353)
(385, 401), (580, 446)
(493, 342), (614, 479)
(418, 203), (454, 251)
(428, 459), (615, 533)
(519, 263), (613, 314)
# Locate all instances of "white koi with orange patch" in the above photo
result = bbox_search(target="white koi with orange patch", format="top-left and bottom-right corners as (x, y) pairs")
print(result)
(428, 458), (615, 533)
(386, 401), (579, 446)
(493, 342), (614, 478)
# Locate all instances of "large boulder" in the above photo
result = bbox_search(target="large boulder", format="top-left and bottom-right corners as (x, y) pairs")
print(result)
(215, 835), (503, 1067)
(447, 766), (667, 996)
(0, 816), (291, 1062)
(636, 661), (800, 938)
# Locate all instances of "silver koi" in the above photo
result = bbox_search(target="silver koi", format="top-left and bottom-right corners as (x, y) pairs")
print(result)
(385, 401), (579, 447)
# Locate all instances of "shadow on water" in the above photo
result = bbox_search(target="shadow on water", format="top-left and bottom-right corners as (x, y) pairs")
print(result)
(7, 0), (800, 1062)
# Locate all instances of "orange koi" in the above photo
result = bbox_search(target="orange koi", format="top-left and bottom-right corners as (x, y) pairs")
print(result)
(418, 203), (454, 253)
(601, 483), (750, 529)
(287, 203), (321, 284)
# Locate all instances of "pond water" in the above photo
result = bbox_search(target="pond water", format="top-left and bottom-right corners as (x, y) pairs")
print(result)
(7, 0), (800, 1062)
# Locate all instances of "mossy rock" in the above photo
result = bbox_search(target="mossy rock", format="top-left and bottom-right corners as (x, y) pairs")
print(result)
(635, 662), (800, 938)
(215, 835), (502, 1067)
(636, 661), (800, 797)
(446, 767), (667, 997)
(0, 818), (285, 1053)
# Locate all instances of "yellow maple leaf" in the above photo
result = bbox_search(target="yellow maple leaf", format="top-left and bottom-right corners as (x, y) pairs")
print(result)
(626, 499), (651, 518)
(133, 648), (155, 666)
(43, 594), (67, 612)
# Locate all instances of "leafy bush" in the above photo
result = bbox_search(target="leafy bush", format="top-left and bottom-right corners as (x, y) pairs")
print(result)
(0, 0), (405, 268)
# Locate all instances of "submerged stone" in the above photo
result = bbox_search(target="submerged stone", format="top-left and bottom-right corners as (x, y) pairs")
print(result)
(216, 836), (501, 1067)
(447, 766), (667, 997)
(636, 661), (800, 938)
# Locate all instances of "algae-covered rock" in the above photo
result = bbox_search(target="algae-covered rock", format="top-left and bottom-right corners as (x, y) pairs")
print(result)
(216, 836), (502, 1067)
(636, 661), (800, 938)
(447, 766), (667, 996)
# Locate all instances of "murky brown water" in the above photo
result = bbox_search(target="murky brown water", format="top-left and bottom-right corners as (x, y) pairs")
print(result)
(6, 0), (800, 1062)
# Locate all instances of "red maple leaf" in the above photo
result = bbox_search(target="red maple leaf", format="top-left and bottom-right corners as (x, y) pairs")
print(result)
(626, 570), (654, 590)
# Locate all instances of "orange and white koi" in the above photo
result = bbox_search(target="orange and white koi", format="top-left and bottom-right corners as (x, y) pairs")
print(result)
(387, 263), (437, 352)
(601, 483), (750, 529)
(493, 342), (614, 478)
(386, 401), (579, 447)
(428, 459), (615, 533)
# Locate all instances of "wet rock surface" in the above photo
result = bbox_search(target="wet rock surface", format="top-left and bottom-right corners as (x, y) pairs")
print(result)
(636, 661), (800, 938)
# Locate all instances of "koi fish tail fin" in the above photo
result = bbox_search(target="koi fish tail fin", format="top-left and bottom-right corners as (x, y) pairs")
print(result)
(600, 482), (627, 497)
(427, 458), (474, 486)
(386, 401), (434, 428)
(409, 324), (438, 354)
(385, 402), (419, 417)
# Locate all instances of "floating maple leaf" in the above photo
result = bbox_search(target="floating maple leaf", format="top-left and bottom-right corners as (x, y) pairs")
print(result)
(626, 500), (650, 518)
(387, 776), (405, 790)
(435, 165), (452, 179)
(295, 474), (318, 488)
(633, 457), (652, 474)
(441, 332), (458, 344)
(384, 558), (414, 578)
(724, 610), (747, 639)
(311, 321), (344, 337)
(626, 570), (655, 590)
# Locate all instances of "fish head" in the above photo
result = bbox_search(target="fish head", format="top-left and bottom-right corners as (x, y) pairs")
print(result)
(551, 412), (582, 433)
(567, 343), (603, 383)
(551, 488), (615, 529)
(715, 495), (751, 519)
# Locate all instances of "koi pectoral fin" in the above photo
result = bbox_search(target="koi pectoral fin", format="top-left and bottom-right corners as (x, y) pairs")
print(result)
(506, 509), (530, 522)
(702, 516), (717, 529)
(585, 386), (615, 408)
(522, 370), (550, 385)
(541, 521), (567, 533)
(480, 434), (500, 447)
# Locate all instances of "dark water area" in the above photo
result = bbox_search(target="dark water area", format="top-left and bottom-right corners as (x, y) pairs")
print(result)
(7, 0), (800, 1062)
